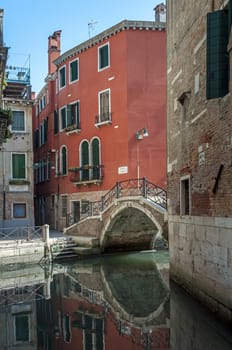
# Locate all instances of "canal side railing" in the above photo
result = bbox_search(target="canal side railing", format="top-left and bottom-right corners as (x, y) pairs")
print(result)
(69, 177), (167, 224)
(0, 225), (47, 243)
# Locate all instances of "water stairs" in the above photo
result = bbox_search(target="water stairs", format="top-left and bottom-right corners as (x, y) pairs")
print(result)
(51, 235), (101, 261)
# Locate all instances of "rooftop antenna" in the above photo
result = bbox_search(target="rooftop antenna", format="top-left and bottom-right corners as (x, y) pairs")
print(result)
(88, 19), (98, 38)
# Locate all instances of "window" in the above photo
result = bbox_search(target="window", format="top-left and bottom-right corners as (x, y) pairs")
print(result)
(79, 138), (102, 181)
(97, 89), (111, 123)
(61, 195), (68, 217)
(12, 153), (26, 179)
(40, 119), (48, 146)
(67, 102), (80, 129)
(80, 141), (89, 180)
(69, 59), (79, 83)
(15, 314), (30, 342)
(91, 138), (100, 179)
(12, 111), (25, 132)
(59, 66), (66, 89)
(60, 107), (67, 130)
(13, 203), (26, 218)
(180, 176), (191, 215)
(98, 43), (110, 70)
(83, 315), (104, 350)
(206, 6), (231, 99)
(54, 110), (59, 134)
(34, 129), (39, 149)
(63, 314), (71, 343)
(61, 146), (67, 175)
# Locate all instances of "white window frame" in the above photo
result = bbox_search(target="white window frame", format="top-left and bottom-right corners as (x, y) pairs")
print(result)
(11, 152), (27, 180)
(12, 202), (27, 219)
(69, 58), (79, 84)
(98, 42), (110, 71)
(11, 110), (26, 132)
(97, 88), (111, 125)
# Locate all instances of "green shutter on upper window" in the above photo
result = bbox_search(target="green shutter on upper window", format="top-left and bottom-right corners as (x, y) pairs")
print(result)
(54, 110), (58, 134)
(81, 141), (89, 180)
(62, 147), (67, 174)
(92, 138), (100, 166)
(34, 129), (39, 149)
(206, 10), (229, 99)
(61, 108), (66, 129)
(99, 45), (109, 69)
(12, 154), (26, 179)
(70, 60), (78, 81)
(67, 105), (72, 126)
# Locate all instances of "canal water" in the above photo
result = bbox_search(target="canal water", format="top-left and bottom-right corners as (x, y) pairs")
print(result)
(0, 250), (231, 349)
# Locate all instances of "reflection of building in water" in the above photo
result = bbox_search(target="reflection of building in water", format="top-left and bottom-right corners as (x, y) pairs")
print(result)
(0, 253), (170, 349)
(0, 263), (64, 349)
(44, 252), (170, 349)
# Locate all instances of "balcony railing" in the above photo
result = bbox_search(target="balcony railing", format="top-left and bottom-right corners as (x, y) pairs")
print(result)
(69, 164), (104, 185)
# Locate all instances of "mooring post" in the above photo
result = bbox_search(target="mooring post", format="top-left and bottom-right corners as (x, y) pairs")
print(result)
(43, 224), (50, 243)
(42, 224), (51, 261)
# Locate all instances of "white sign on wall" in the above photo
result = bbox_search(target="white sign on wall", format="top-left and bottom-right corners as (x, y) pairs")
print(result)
(118, 166), (128, 174)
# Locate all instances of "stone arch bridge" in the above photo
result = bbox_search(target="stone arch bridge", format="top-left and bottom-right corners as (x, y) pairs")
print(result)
(64, 178), (167, 253)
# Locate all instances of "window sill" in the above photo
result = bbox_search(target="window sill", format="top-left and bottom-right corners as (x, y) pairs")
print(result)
(95, 120), (112, 128)
(65, 128), (81, 135)
(9, 179), (30, 185)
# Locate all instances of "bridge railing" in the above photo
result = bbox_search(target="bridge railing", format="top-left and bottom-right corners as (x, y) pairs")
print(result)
(79, 178), (166, 221)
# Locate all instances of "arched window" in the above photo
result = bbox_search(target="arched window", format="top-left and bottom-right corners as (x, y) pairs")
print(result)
(80, 140), (89, 180)
(91, 138), (101, 179)
(61, 146), (67, 175)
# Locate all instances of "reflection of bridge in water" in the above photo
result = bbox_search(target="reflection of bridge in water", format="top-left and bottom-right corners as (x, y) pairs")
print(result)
(65, 178), (167, 254)
(0, 252), (170, 349)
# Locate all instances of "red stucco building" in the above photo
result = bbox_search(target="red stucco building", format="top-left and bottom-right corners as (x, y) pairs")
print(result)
(33, 20), (166, 230)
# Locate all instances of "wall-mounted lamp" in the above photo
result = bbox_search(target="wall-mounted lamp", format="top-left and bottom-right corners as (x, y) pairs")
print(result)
(135, 127), (149, 140)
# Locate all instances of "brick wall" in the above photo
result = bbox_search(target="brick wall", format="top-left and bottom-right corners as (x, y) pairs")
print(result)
(167, 0), (232, 321)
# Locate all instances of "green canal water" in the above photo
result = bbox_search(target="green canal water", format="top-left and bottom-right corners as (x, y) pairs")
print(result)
(0, 250), (231, 349)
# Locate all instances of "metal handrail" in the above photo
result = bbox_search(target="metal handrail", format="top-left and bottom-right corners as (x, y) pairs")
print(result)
(0, 225), (43, 242)
(79, 177), (167, 221)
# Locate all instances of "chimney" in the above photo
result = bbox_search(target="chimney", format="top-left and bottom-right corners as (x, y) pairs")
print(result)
(48, 30), (62, 75)
(154, 3), (166, 23)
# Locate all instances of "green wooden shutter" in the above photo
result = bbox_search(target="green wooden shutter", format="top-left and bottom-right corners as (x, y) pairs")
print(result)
(67, 105), (72, 126)
(12, 154), (25, 179)
(34, 129), (39, 149)
(54, 110), (58, 134)
(92, 138), (100, 179)
(206, 10), (229, 99)
(62, 147), (67, 174)
(76, 102), (80, 128)
(100, 45), (109, 69)
(70, 60), (78, 81)
(81, 141), (89, 180)
(44, 118), (48, 142)
(61, 107), (66, 129)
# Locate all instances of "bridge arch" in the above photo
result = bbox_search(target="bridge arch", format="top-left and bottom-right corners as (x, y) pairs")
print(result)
(100, 197), (165, 251)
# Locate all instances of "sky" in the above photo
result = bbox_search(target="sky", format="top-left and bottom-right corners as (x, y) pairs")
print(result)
(0, 0), (164, 94)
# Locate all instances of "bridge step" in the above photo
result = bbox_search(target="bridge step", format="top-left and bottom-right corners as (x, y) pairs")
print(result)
(73, 246), (101, 256)
(70, 236), (99, 248)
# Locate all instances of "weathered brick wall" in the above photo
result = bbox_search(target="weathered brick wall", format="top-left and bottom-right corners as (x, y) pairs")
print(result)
(167, 0), (232, 217)
(167, 0), (232, 321)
